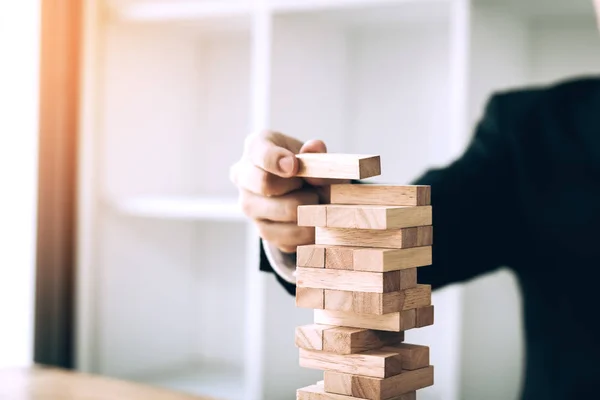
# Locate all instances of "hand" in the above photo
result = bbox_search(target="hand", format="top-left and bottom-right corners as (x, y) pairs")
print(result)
(230, 130), (346, 253)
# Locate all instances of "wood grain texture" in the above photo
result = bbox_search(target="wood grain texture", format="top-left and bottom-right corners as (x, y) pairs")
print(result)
(352, 246), (432, 272)
(296, 287), (325, 309)
(325, 205), (432, 230)
(324, 366), (434, 400)
(315, 226), (432, 249)
(402, 284), (431, 310)
(298, 347), (403, 378)
(325, 246), (362, 270)
(381, 343), (430, 370)
(297, 384), (416, 400)
(0, 366), (216, 400)
(297, 245), (326, 268)
(322, 327), (404, 355)
(295, 324), (332, 351)
(415, 305), (435, 328)
(295, 153), (381, 180)
(297, 267), (408, 293)
(330, 184), (430, 206)
(324, 284), (430, 315)
(314, 309), (417, 332)
(298, 205), (327, 227)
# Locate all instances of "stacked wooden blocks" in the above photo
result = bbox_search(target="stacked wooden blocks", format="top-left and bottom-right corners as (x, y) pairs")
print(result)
(293, 154), (434, 400)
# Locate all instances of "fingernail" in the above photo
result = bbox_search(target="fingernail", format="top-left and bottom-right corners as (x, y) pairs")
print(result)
(278, 156), (294, 174)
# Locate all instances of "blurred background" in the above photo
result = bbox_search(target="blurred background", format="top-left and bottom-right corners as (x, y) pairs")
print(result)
(1, 0), (599, 399)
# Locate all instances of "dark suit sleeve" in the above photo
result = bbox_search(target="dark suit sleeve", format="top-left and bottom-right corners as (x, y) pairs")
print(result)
(415, 94), (516, 289)
(259, 239), (296, 296)
(259, 93), (517, 293)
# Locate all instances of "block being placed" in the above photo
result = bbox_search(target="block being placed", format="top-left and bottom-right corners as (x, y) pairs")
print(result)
(297, 383), (416, 400)
(324, 284), (431, 315)
(323, 366), (434, 400)
(296, 268), (416, 293)
(299, 347), (403, 378)
(295, 153), (381, 180)
(315, 226), (432, 249)
(296, 287), (324, 309)
(314, 309), (419, 332)
(330, 184), (431, 206)
(297, 244), (326, 268)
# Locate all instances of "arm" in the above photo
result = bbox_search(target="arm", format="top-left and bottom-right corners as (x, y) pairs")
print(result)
(260, 94), (516, 292)
(414, 95), (516, 289)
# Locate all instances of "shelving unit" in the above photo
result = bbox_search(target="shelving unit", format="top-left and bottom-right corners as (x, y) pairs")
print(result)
(77, 0), (600, 399)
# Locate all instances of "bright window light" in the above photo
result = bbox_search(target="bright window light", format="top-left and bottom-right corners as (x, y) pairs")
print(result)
(0, 1), (41, 368)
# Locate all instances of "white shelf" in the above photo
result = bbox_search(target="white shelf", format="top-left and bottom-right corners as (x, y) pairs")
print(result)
(108, 1), (251, 22)
(271, 0), (449, 14)
(136, 364), (245, 400)
(109, 196), (245, 221)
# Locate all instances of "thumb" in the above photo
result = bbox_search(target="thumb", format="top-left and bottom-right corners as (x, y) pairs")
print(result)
(298, 140), (329, 187)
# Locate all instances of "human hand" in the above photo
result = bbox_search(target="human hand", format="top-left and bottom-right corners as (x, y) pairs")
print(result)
(230, 130), (347, 253)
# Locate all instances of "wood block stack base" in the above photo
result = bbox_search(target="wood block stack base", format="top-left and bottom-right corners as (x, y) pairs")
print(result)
(293, 153), (434, 400)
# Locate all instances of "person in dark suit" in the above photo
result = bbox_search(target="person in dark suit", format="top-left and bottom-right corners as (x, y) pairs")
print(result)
(230, 76), (600, 399)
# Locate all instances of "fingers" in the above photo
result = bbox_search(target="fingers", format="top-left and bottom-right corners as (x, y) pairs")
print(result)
(255, 220), (315, 253)
(230, 161), (304, 196)
(298, 139), (351, 187)
(300, 139), (327, 154)
(245, 130), (303, 178)
(240, 188), (319, 222)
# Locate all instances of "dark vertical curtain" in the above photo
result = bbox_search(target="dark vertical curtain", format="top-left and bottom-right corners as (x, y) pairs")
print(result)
(34, 0), (82, 368)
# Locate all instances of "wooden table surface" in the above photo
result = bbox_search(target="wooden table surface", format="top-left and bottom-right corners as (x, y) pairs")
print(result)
(0, 365), (217, 400)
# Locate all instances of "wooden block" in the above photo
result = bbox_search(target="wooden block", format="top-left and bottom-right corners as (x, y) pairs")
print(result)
(298, 347), (403, 378)
(297, 268), (407, 293)
(324, 366), (434, 400)
(325, 246), (361, 270)
(322, 327), (404, 355)
(330, 184), (430, 206)
(298, 205), (327, 227)
(297, 384), (416, 400)
(400, 309), (416, 331)
(325, 205), (432, 230)
(352, 246), (432, 272)
(326, 284), (429, 315)
(295, 324), (332, 351)
(415, 305), (435, 328)
(324, 289), (354, 312)
(296, 287), (324, 309)
(314, 309), (417, 332)
(295, 153), (381, 180)
(297, 245), (326, 268)
(382, 343), (429, 370)
(402, 284), (431, 310)
(352, 291), (402, 315)
(315, 226), (432, 249)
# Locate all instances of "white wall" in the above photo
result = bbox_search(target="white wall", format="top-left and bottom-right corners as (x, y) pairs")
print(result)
(0, 0), (40, 369)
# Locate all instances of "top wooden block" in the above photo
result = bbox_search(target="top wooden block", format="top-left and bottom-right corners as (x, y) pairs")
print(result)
(295, 154), (381, 180)
(330, 184), (431, 206)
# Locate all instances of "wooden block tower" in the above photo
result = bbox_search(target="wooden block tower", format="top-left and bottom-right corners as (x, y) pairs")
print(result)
(293, 153), (434, 400)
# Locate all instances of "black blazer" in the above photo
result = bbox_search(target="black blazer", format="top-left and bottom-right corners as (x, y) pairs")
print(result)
(259, 76), (600, 399)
